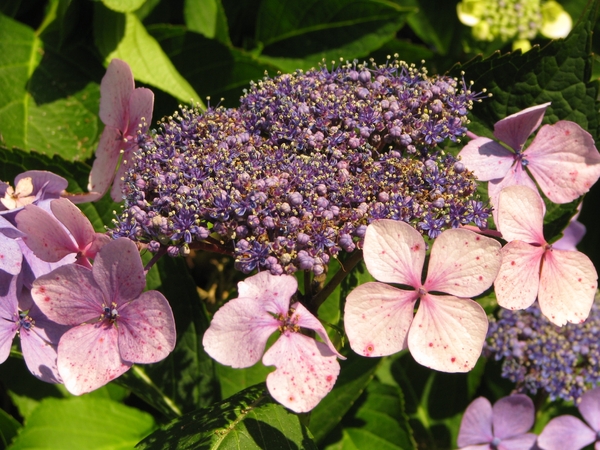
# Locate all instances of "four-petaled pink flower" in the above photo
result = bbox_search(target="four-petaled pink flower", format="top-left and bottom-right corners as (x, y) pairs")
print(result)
(459, 103), (600, 212)
(202, 271), (344, 413)
(344, 220), (501, 372)
(457, 394), (537, 450)
(87, 59), (154, 202)
(538, 386), (600, 450)
(31, 238), (176, 395)
(494, 185), (597, 326)
(16, 198), (110, 269)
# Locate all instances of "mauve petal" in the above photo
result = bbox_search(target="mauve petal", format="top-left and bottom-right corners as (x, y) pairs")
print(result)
(496, 186), (546, 245)
(290, 302), (343, 359)
(50, 199), (95, 252)
(202, 296), (280, 368)
(363, 219), (425, 287)
(87, 234), (111, 259)
(99, 59), (134, 130)
(579, 387), (600, 432)
(459, 446), (492, 450)
(424, 228), (501, 297)
(58, 323), (131, 395)
(16, 204), (78, 262)
(87, 126), (122, 197)
(237, 272), (297, 316)
(109, 147), (135, 202)
(493, 102), (550, 151)
(538, 248), (597, 326)
(494, 241), (543, 311)
(31, 264), (103, 325)
(124, 88), (154, 137)
(344, 282), (416, 357)
(0, 273), (19, 364)
(117, 290), (176, 364)
(537, 415), (596, 450)
(488, 165), (540, 224)
(16, 171), (68, 199)
(18, 239), (76, 289)
(526, 121), (600, 203)
(499, 433), (538, 450)
(492, 394), (535, 439)
(457, 397), (493, 446)
(552, 219), (586, 251)
(92, 238), (146, 306)
(0, 233), (22, 275)
(263, 333), (340, 413)
(458, 137), (515, 181)
(408, 294), (488, 372)
(0, 215), (24, 239)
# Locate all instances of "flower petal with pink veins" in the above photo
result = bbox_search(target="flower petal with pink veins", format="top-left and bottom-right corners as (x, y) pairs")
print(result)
(407, 294), (488, 373)
(0, 273), (19, 364)
(125, 88), (154, 137)
(494, 241), (544, 311)
(87, 127), (123, 197)
(237, 271), (298, 316)
(344, 282), (417, 357)
(50, 199), (96, 252)
(57, 323), (131, 395)
(263, 333), (340, 413)
(492, 394), (534, 439)
(493, 102), (551, 151)
(525, 121), (600, 203)
(363, 219), (425, 287)
(424, 228), (501, 298)
(538, 248), (597, 326)
(496, 185), (545, 244)
(290, 303), (344, 359)
(202, 296), (280, 368)
(578, 387), (600, 432)
(0, 232), (22, 275)
(109, 147), (137, 202)
(457, 397), (493, 446)
(117, 291), (176, 364)
(458, 137), (515, 181)
(99, 59), (134, 130)
(538, 415), (596, 450)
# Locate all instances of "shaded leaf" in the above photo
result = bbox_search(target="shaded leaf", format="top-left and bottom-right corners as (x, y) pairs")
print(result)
(102, 0), (146, 13)
(0, 407), (21, 448)
(216, 361), (273, 401)
(184, 0), (230, 44)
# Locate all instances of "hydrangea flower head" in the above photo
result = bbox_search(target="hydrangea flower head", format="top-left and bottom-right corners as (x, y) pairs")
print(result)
(344, 219), (501, 372)
(457, 394), (537, 449)
(459, 103), (600, 211)
(30, 238), (176, 395)
(538, 386), (600, 450)
(494, 185), (597, 325)
(202, 271), (344, 412)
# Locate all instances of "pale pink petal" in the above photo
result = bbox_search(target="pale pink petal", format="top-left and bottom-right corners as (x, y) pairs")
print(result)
(579, 387), (600, 432)
(57, 323), (131, 395)
(263, 333), (340, 413)
(537, 415), (596, 450)
(99, 59), (134, 130)
(124, 88), (154, 137)
(492, 394), (534, 439)
(363, 219), (425, 287)
(538, 248), (597, 326)
(500, 434), (539, 450)
(552, 219), (586, 251)
(87, 234), (111, 259)
(493, 102), (551, 151)
(407, 294), (488, 372)
(526, 121), (600, 203)
(344, 282), (417, 357)
(237, 271), (297, 316)
(496, 185), (545, 244)
(458, 137), (515, 181)
(31, 264), (103, 325)
(457, 397), (493, 446)
(50, 199), (95, 251)
(16, 204), (78, 262)
(424, 228), (501, 297)
(290, 303), (343, 358)
(92, 238), (146, 306)
(87, 126), (123, 197)
(488, 164), (539, 218)
(202, 296), (280, 368)
(494, 241), (544, 311)
(0, 233), (22, 275)
(458, 445), (492, 450)
(117, 291), (176, 364)
(109, 148), (134, 202)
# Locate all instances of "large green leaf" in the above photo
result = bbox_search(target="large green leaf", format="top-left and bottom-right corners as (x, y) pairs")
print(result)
(8, 397), (155, 450)
(0, 407), (21, 448)
(255, 0), (413, 72)
(136, 384), (317, 449)
(184, 0), (231, 45)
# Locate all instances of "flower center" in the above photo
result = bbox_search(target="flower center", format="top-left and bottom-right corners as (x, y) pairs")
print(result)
(276, 308), (301, 333)
(490, 436), (502, 449)
(102, 303), (119, 322)
(18, 312), (35, 332)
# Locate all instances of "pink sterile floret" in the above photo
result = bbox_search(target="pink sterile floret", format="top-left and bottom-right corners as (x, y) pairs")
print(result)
(493, 185), (597, 326)
(202, 271), (344, 413)
(344, 219), (502, 373)
(0, 171), (68, 214)
(457, 394), (537, 449)
(86, 58), (154, 202)
(16, 198), (110, 269)
(459, 103), (600, 211)
(30, 238), (176, 395)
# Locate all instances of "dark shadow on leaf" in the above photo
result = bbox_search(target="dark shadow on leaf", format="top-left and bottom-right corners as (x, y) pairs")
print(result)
(244, 418), (299, 449)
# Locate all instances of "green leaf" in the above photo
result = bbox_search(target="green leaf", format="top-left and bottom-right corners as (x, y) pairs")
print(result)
(93, 5), (202, 105)
(0, 408), (21, 448)
(543, 197), (581, 243)
(8, 397), (155, 450)
(102, 0), (147, 13)
(255, 0), (412, 72)
(216, 361), (273, 401)
(184, 0), (231, 45)
(136, 384), (317, 450)
(0, 13), (102, 160)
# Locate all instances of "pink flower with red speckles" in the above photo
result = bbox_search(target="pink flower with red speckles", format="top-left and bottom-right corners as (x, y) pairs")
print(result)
(344, 219), (501, 372)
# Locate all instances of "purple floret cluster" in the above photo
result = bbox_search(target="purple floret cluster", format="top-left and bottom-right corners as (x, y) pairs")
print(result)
(485, 301), (600, 403)
(112, 59), (490, 275)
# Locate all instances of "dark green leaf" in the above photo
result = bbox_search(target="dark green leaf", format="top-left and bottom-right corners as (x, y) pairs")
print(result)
(0, 407), (21, 448)
(216, 361), (273, 401)
(543, 197), (581, 243)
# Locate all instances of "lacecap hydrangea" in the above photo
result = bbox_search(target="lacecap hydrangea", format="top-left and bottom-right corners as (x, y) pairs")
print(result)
(111, 58), (490, 275)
